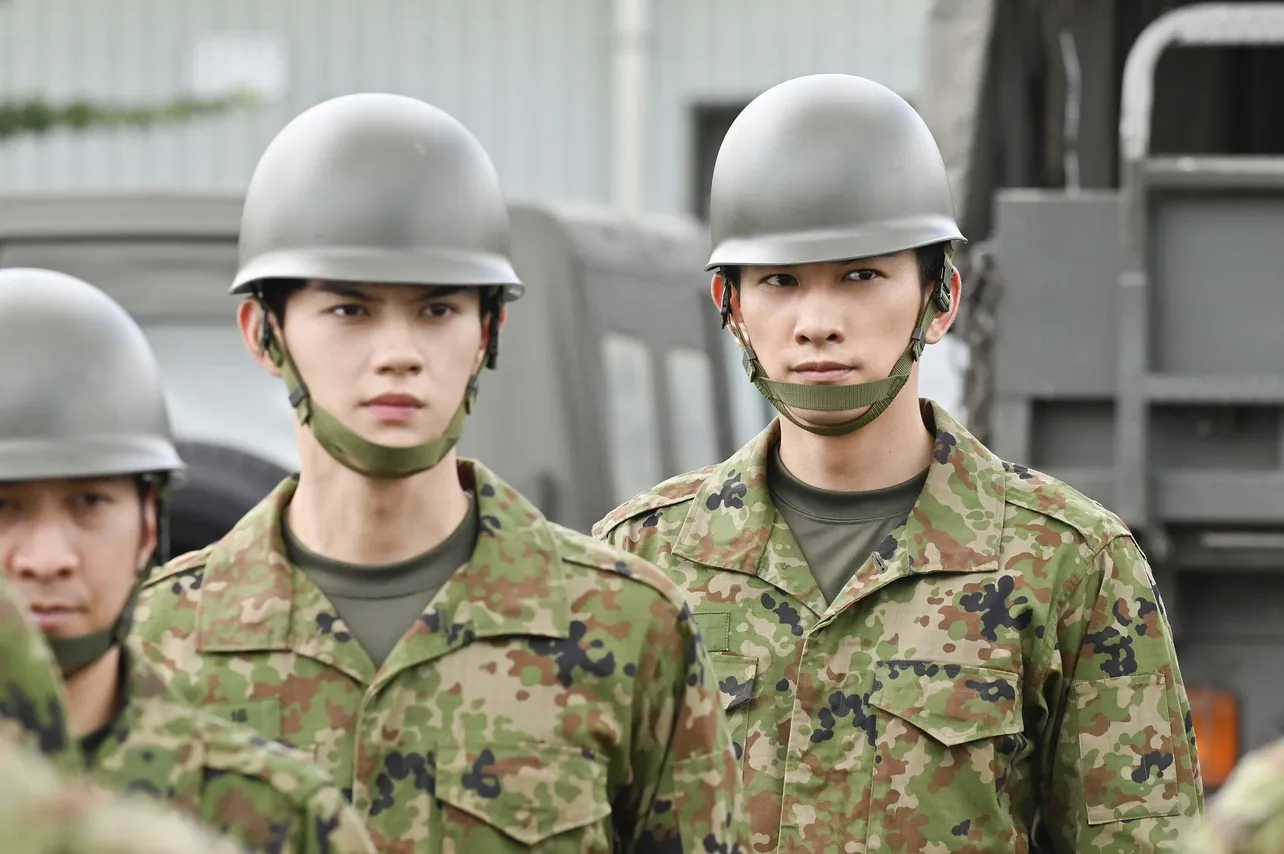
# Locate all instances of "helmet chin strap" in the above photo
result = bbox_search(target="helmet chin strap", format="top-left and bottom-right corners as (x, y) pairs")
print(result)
(254, 291), (501, 480)
(718, 251), (953, 436)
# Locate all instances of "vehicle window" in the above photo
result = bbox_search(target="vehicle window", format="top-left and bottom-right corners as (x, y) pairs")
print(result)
(601, 332), (664, 505)
(665, 347), (720, 473)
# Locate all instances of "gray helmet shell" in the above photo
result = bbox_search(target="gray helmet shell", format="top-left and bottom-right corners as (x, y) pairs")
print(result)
(0, 268), (185, 484)
(707, 73), (964, 270)
(233, 92), (524, 300)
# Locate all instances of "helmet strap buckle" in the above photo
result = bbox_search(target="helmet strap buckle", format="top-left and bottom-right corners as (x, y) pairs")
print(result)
(909, 327), (927, 361)
(718, 277), (733, 329)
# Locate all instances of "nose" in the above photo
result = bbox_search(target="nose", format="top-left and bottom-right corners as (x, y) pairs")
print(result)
(370, 314), (426, 376)
(7, 518), (79, 583)
(793, 286), (845, 345)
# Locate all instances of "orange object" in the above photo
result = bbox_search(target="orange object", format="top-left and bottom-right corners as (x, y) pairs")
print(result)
(1187, 687), (1240, 789)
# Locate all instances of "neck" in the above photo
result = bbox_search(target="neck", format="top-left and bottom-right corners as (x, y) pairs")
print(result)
(777, 387), (934, 492)
(64, 645), (121, 739)
(288, 434), (470, 565)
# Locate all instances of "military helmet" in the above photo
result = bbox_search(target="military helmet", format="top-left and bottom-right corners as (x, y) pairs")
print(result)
(707, 73), (963, 271)
(0, 268), (185, 484)
(233, 92), (524, 301)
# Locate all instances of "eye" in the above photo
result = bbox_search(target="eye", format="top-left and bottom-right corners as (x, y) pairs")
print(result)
(844, 268), (879, 282)
(762, 273), (798, 288)
(328, 303), (368, 318)
(73, 491), (111, 510)
(424, 302), (457, 318)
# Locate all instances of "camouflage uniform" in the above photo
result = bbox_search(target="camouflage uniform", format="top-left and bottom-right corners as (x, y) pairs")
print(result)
(0, 574), (77, 771)
(1183, 738), (1284, 853)
(595, 403), (1204, 853)
(89, 649), (377, 854)
(0, 267), (377, 854)
(0, 737), (242, 854)
(132, 461), (744, 852)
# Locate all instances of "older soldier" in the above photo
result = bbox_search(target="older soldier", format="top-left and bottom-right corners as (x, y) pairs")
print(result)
(0, 737), (241, 854)
(0, 268), (376, 854)
(130, 93), (745, 853)
(594, 73), (1203, 853)
(1183, 739), (1284, 853)
(0, 572), (77, 771)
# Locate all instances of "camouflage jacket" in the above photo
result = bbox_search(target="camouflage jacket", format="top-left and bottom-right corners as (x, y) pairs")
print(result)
(90, 650), (376, 854)
(1182, 737), (1284, 853)
(594, 400), (1204, 854)
(0, 574), (77, 772)
(131, 460), (746, 853)
(0, 737), (242, 854)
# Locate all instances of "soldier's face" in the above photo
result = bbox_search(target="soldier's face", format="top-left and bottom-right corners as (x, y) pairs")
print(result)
(258, 281), (489, 447)
(0, 477), (157, 640)
(727, 251), (955, 425)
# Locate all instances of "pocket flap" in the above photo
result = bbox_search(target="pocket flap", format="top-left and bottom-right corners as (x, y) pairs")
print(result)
(202, 698), (281, 740)
(710, 652), (757, 712)
(869, 660), (1024, 746)
(436, 742), (612, 845)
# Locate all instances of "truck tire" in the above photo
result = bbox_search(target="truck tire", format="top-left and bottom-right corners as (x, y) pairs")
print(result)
(167, 441), (292, 558)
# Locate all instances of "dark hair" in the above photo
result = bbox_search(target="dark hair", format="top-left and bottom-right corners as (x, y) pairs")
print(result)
(254, 279), (306, 322)
(720, 241), (953, 290)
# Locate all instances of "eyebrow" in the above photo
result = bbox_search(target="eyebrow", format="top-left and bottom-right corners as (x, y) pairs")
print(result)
(315, 283), (465, 302)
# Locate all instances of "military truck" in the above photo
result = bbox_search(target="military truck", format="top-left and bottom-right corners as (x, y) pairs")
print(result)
(925, 0), (1284, 789)
(0, 196), (739, 551)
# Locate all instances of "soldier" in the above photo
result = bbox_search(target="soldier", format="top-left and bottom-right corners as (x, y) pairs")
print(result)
(129, 92), (745, 852)
(593, 73), (1204, 853)
(1182, 739), (1284, 853)
(0, 571), (77, 771)
(0, 268), (377, 854)
(0, 737), (242, 854)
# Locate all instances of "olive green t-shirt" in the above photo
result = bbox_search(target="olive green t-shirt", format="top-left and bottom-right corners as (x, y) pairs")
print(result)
(281, 496), (479, 668)
(768, 446), (928, 605)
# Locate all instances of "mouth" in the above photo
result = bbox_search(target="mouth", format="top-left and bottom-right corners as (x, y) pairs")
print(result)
(27, 604), (82, 631)
(362, 393), (425, 423)
(790, 361), (855, 382)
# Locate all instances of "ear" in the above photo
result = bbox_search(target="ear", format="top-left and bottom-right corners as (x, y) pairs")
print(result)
(136, 488), (159, 573)
(924, 265), (963, 345)
(237, 299), (284, 378)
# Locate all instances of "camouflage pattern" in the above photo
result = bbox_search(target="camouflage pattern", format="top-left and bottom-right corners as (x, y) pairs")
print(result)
(0, 573), (79, 773)
(1183, 737), (1284, 854)
(594, 399), (1204, 854)
(130, 460), (747, 853)
(0, 737), (243, 854)
(89, 650), (376, 854)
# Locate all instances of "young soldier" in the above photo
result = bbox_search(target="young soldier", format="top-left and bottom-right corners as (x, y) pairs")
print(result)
(130, 93), (745, 852)
(0, 268), (376, 854)
(0, 573), (77, 771)
(594, 73), (1203, 853)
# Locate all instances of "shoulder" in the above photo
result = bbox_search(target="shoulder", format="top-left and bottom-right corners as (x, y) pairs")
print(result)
(997, 460), (1132, 554)
(590, 464), (716, 540)
(142, 546), (214, 590)
(1191, 737), (1284, 853)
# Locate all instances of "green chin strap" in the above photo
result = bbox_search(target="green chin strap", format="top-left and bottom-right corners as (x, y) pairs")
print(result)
(48, 481), (170, 678)
(721, 251), (954, 437)
(256, 297), (494, 480)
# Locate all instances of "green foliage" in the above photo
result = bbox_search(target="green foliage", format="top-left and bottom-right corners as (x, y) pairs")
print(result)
(0, 88), (258, 141)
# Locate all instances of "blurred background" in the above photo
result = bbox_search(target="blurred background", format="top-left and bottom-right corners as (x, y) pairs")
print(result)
(2, 0), (1283, 790)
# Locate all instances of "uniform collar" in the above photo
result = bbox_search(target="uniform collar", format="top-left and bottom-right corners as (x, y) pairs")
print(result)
(672, 400), (1006, 613)
(192, 461), (571, 684)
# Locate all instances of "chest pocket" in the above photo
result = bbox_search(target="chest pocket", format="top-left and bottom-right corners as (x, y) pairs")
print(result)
(866, 660), (1026, 846)
(436, 741), (614, 852)
(709, 652), (756, 778)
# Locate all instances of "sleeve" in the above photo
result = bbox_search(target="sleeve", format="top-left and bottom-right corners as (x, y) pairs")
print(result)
(617, 598), (749, 853)
(1040, 534), (1204, 853)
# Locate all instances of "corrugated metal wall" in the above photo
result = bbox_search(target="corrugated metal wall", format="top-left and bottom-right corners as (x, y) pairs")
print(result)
(0, 0), (932, 212)
(0, 0), (612, 202)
